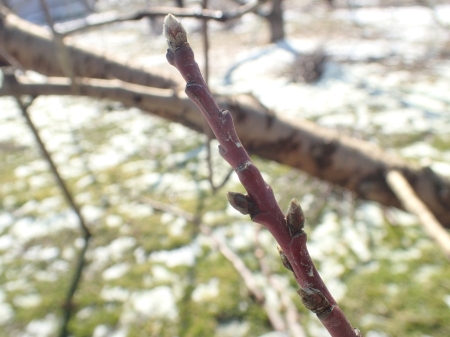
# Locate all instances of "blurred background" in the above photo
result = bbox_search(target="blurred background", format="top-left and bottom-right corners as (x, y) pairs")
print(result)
(0, 0), (450, 336)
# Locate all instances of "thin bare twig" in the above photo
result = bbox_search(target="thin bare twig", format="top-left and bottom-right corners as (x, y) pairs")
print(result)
(0, 44), (25, 71)
(38, 0), (79, 93)
(57, 0), (268, 36)
(386, 170), (450, 259)
(14, 96), (91, 337)
(163, 14), (360, 336)
(201, 0), (210, 86)
(205, 138), (217, 193)
(202, 225), (292, 332)
(199, 0), (217, 194)
(140, 197), (265, 303)
(199, 224), (266, 304)
(141, 197), (264, 299)
(141, 196), (296, 331)
(215, 167), (235, 191)
(255, 226), (307, 337)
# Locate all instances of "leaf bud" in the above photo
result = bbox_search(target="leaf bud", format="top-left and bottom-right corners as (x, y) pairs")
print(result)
(286, 198), (305, 237)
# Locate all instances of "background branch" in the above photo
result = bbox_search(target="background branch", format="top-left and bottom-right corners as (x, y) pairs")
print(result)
(14, 96), (91, 337)
(141, 197), (293, 332)
(386, 170), (450, 259)
(38, 0), (79, 93)
(55, 0), (268, 36)
(2, 72), (449, 228)
(255, 226), (307, 337)
(0, 6), (176, 88)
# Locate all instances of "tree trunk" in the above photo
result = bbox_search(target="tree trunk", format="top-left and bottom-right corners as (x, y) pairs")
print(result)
(266, 0), (284, 42)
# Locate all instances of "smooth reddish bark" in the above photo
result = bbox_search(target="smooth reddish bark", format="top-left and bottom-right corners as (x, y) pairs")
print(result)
(164, 14), (360, 337)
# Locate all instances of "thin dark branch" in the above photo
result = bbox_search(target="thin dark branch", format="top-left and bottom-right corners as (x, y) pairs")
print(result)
(201, 0), (210, 85)
(215, 167), (235, 191)
(14, 98), (90, 237)
(14, 96), (91, 337)
(57, 0), (268, 35)
(58, 238), (90, 337)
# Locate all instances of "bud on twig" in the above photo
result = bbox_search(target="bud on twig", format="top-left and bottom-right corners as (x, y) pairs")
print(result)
(286, 198), (305, 237)
(298, 287), (334, 319)
(227, 191), (259, 217)
(277, 245), (294, 272)
(163, 14), (188, 52)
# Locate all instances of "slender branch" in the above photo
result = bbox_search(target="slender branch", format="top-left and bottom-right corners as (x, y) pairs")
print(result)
(215, 167), (235, 191)
(56, 0), (268, 36)
(255, 226), (307, 337)
(141, 197), (264, 301)
(163, 14), (360, 336)
(201, 222), (290, 331)
(386, 170), (450, 259)
(38, 0), (79, 93)
(199, 224), (266, 304)
(14, 98), (90, 237)
(58, 238), (89, 337)
(201, 0), (210, 86)
(141, 196), (292, 331)
(14, 97), (91, 337)
(197, 1), (216, 194)
(200, 0), (215, 193)
(0, 44), (25, 71)
(205, 138), (217, 193)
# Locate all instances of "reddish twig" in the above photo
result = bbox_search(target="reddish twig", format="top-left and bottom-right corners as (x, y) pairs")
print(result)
(164, 14), (361, 337)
